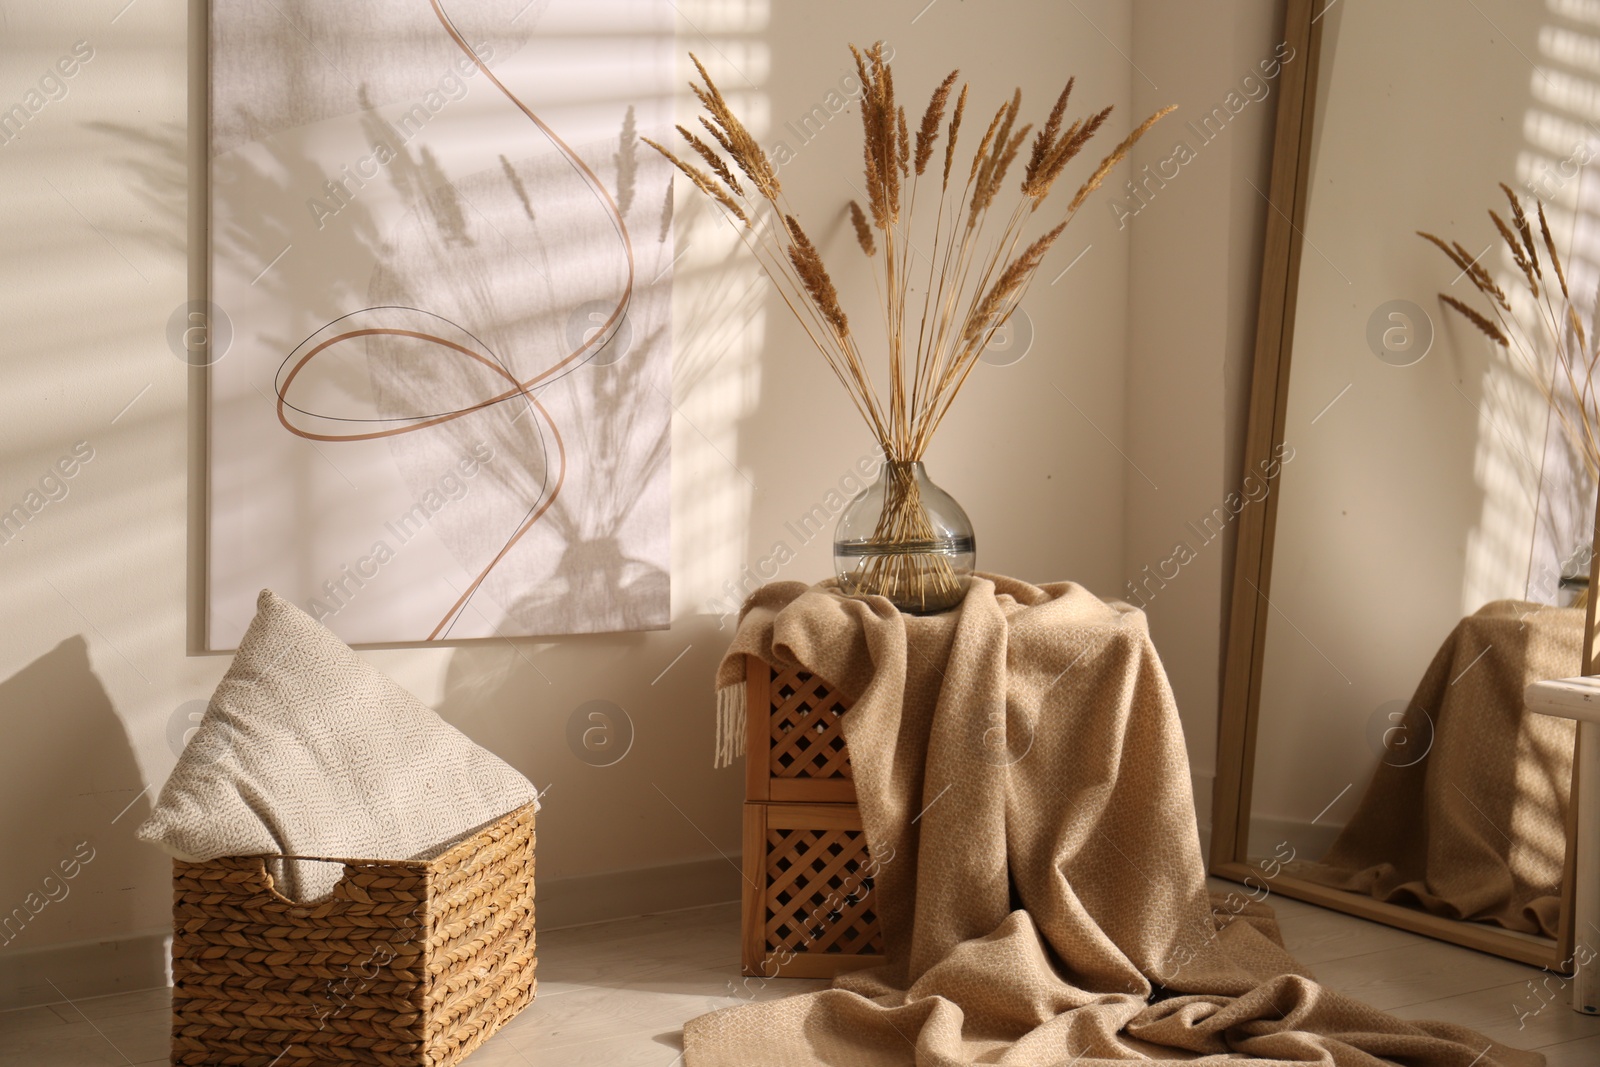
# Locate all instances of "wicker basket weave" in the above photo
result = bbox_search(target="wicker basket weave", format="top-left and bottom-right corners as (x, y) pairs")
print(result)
(170, 802), (536, 1066)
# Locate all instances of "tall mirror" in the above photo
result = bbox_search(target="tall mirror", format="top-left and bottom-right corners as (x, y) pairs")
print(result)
(1212, 0), (1586, 969)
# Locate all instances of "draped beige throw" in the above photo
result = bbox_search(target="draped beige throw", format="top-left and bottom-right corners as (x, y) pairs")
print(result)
(688, 576), (1542, 1066)
(1289, 601), (1579, 938)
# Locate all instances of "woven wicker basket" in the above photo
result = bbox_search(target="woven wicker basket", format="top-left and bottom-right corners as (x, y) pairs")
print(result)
(171, 803), (536, 1067)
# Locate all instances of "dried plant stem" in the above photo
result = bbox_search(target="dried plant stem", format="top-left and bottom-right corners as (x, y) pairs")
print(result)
(649, 44), (1170, 606)
(841, 463), (962, 612)
(1425, 191), (1600, 486)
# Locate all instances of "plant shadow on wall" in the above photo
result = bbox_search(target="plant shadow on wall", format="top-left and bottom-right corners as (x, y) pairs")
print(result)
(0, 638), (158, 976)
(85, 106), (392, 652)
(427, 186), (782, 888)
(189, 52), (676, 640)
(84, 107), (380, 636)
(85, 7), (737, 650)
(84, 119), (187, 265)
(201, 99), (388, 643)
(278, 86), (673, 639)
(351, 99), (675, 637)
(184, 0), (684, 646)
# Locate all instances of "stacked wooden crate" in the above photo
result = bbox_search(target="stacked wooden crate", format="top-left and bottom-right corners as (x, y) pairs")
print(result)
(740, 659), (885, 978)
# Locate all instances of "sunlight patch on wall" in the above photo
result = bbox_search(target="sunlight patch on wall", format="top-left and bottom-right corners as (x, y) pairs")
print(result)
(665, 2), (772, 620)
(1464, 9), (1600, 612)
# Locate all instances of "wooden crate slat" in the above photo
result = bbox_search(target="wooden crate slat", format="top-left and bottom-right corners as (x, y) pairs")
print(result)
(766, 669), (853, 781)
(746, 657), (774, 801)
(741, 801), (884, 977)
(763, 828), (863, 902)
(808, 900), (879, 956)
(763, 825), (881, 958)
(770, 778), (857, 803)
(770, 878), (878, 957)
(742, 663), (881, 978)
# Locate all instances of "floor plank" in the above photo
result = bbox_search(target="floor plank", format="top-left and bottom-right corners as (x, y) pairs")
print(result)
(1538, 1032), (1600, 1066)
(1268, 899), (1423, 966)
(1308, 939), (1532, 1011)
(2, 897), (1597, 1063)
(1385, 977), (1600, 1050)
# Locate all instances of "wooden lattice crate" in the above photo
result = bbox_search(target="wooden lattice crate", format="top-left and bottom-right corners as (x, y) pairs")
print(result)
(170, 803), (536, 1067)
(740, 801), (885, 978)
(746, 659), (857, 803)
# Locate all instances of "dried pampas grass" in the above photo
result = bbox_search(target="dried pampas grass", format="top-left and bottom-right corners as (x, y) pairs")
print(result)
(647, 43), (1171, 603)
(1423, 187), (1600, 483)
(647, 42), (1170, 460)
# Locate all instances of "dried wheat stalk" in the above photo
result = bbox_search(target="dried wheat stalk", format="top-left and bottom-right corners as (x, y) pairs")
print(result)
(1423, 187), (1600, 484)
(649, 43), (1171, 604)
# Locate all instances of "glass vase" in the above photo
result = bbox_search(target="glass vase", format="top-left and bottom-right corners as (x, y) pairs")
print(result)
(833, 460), (975, 615)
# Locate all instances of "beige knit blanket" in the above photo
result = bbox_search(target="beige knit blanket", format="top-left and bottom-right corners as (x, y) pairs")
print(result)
(689, 576), (1541, 1066)
(1290, 600), (1580, 938)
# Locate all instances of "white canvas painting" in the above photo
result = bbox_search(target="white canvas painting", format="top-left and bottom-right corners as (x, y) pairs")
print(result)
(207, 0), (674, 647)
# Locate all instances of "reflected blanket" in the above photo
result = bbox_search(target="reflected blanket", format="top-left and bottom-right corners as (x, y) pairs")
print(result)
(687, 576), (1540, 1066)
(1292, 600), (1579, 938)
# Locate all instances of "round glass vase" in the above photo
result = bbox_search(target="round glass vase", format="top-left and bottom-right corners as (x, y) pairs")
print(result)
(833, 460), (975, 615)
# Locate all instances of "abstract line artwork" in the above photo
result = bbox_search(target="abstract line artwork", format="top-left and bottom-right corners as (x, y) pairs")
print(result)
(207, 0), (674, 647)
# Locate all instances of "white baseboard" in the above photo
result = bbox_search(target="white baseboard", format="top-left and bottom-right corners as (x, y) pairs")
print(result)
(2, 816), (1348, 1011)
(0, 856), (742, 1011)
(0, 931), (171, 1010)
(537, 855), (740, 931)
(1189, 770), (1344, 867)
(1246, 813), (1341, 862)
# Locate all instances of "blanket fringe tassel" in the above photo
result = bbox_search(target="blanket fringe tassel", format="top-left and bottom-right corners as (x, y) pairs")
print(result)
(715, 681), (746, 769)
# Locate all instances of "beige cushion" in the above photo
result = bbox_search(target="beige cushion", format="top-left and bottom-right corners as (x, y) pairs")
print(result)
(138, 589), (538, 900)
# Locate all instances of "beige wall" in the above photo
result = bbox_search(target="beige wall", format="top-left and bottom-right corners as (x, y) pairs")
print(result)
(1249, 0), (1561, 854)
(2, 0), (1279, 1004)
(1125, 0), (1282, 830)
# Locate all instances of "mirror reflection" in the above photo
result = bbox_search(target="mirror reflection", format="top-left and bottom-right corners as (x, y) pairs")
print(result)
(1246, 0), (1591, 948)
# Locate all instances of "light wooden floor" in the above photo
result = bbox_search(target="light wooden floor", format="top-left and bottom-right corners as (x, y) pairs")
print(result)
(3, 887), (1598, 1065)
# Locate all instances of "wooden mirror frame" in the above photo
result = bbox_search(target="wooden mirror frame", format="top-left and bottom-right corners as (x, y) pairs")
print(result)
(1207, 0), (1581, 970)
